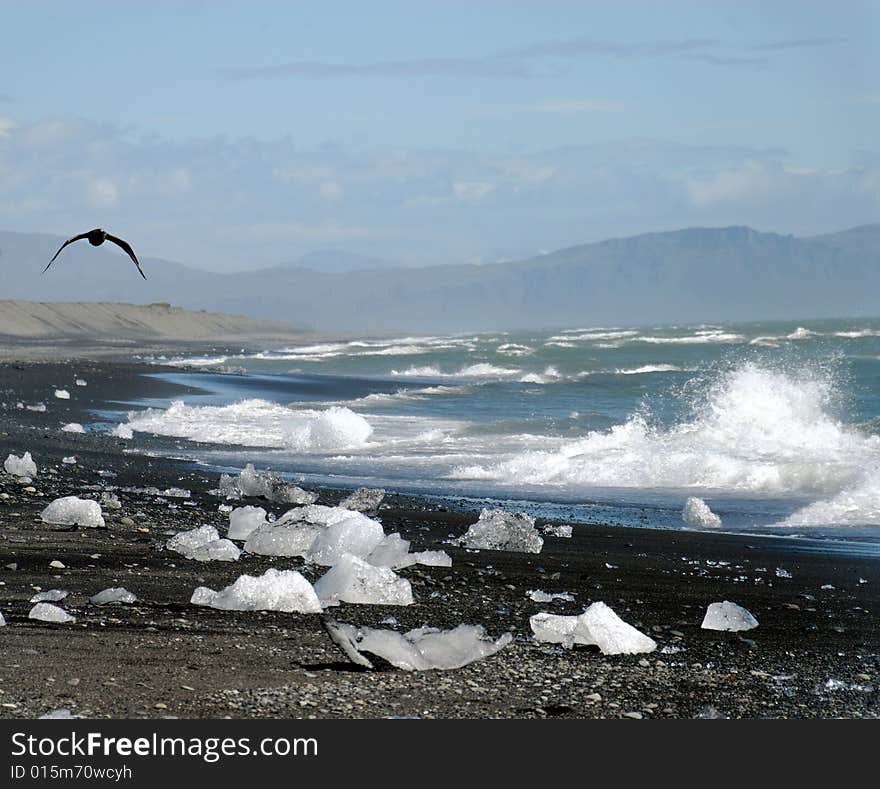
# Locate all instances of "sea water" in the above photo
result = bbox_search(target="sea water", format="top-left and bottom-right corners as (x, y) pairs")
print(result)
(103, 318), (880, 543)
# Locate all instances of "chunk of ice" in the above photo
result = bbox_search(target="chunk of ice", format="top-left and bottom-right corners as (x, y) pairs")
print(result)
(530, 602), (657, 654)
(61, 423), (85, 433)
(90, 587), (137, 605)
(339, 487), (385, 512)
(314, 554), (413, 607)
(41, 496), (105, 528)
(54, 389), (70, 400)
(542, 524), (573, 538)
(4, 452), (37, 478)
(306, 512), (385, 566)
(220, 463), (318, 504)
(75, 379), (87, 387)
(324, 619), (512, 671)
(528, 589), (575, 603)
(62, 456), (76, 464)
(0, 610), (6, 626)
(30, 589), (68, 603)
(191, 568), (321, 613)
(366, 533), (452, 569)
(40, 708), (77, 719)
(455, 508), (544, 553)
(244, 521), (322, 557)
(227, 505), (268, 540)
(29, 602), (76, 623)
(167, 525), (240, 562)
(701, 601), (758, 632)
(683, 497), (722, 529)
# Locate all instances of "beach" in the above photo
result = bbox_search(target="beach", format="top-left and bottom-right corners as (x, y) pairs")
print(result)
(0, 357), (878, 720)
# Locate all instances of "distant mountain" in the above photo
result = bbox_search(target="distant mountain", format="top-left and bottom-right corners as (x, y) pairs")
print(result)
(284, 249), (401, 273)
(2, 225), (878, 332)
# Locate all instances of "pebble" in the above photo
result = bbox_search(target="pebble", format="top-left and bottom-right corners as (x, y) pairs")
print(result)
(622, 711), (643, 719)
(49, 560), (65, 569)
(638, 658), (650, 667)
(121, 517), (135, 527)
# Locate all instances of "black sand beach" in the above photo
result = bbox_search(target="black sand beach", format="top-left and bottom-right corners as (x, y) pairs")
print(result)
(1, 359), (878, 719)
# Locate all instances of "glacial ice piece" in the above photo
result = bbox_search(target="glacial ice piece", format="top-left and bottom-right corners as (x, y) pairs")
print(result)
(4, 452), (37, 478)
(62, 456), (77, 464)
(40, 708), (77, 719)
(528, 590), (575, 603)
(26, 404), (46, 412)
(75, 379), (87, 387)
(61, 423), (85, 433)
(190, 568), (322, 613)
(219, 464), (318, 504)
(41, 496), (105, 528)
(166, 525), (240, 561)
(324, 619), (513, 671)
(29, 602), (76, 623)
(30, 590), (69, 603)
(701, 601), (758, 632)
(339, 487), (386, 512)
(54, 389), (70, 399)
(542, 524), (573, 538)
(683, 497), (722, 529)
(455, 508), (544, 554)
(101, 492), (122, 509)
(227, 506), (268, 540)
(0, 610), (6, 626)
(90, 587), (138, 605)
(366, 533), (452, 570)
(306, 511), (385, 566)
(111, 424), (134, 439)
(530, 602), (657, 654)
(244, 521), (322, 557)
(314, 554), (414, 607)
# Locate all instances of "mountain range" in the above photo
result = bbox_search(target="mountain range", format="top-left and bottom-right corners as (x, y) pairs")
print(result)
(1, 224), (878, 332)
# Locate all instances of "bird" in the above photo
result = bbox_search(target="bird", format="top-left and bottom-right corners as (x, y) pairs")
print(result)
(43, 228), (146, 279)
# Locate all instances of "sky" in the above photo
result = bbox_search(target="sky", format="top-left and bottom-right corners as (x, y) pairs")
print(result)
(1, 0), (878, 272)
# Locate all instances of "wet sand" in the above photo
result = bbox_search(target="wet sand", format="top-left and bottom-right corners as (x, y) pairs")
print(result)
(0, 359), (878, 719)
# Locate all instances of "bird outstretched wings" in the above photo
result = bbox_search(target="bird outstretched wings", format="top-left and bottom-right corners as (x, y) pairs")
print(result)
(43, 232), (92, 274)
(105, 233), (146, 280)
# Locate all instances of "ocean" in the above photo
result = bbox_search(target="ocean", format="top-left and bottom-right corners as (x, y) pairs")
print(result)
(105, 318), (880, 543)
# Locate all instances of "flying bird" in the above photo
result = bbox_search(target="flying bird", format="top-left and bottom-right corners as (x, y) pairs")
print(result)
(44, 228), (146, 279)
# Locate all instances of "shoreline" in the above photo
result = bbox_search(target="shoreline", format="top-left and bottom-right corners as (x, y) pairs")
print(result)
(0, 358), (878, 719)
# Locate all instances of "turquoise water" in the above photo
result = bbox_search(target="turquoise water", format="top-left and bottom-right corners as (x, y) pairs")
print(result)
(116, 318), (880, 541)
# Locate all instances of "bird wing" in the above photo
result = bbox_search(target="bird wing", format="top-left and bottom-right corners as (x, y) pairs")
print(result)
(105, 233), (146, 279)
(42, 232), (92, 274)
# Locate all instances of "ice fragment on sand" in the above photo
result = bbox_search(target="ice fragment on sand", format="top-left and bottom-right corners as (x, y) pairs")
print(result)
(366, 533), (452, 569)
(29, 603), (76, 623)
(90, 587), (137, 605)
(111, 424), (133, 439)
(40, 708), (77, 719)
(41, 496), (105, 528)
(314, 554), (413, 607)
(191, 568), (321, 613)
(227, 506), (268, 540)
(30, 589), (68, 603)
(0, 611), (6, 626)
(683, 497), (722, 529)
(219, 464), (318, 504)
(61, 423), (85, 433)
(324, 619), (512, 671)
(339, 487), (385, 512)
(528, 589), (575, 603)
(244, 521), (321, 557)
(54, 389), (70, 399)
(62, 456), (76, 464)
(4, 452), (37, 478)
(306, 511), (385, 566)
(455, 508), (544, 553)
(542, 524), (573, 538)
(701, 601), (758, 631)
(101, 492), (122, 509)
(75, 379), (87, 387)
(167, 525), (240, 561)
(530, 602), (657, 654)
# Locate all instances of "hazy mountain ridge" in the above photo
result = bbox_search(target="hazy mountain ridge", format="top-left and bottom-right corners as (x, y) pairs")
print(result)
(1, 225), (878, 332)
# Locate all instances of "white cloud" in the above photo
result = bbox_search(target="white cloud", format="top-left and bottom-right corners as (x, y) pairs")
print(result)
(86, 177), (119, 208)
(453, 180), (495, 201)
(686, 161), (770, 206)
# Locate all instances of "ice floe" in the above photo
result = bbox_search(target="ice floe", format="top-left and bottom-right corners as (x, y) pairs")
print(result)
(701, 601), (758, 631)
(530, 602), (657, 654)
(314, 554), (413, 607)
(41, 496), (105, 528)
(191, 568), (322, 613)
(324, 619), (512, 671)
(454, 508), (544, 553)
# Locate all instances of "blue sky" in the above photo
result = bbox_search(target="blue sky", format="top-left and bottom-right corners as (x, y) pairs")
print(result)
(1, 1), (878, 271)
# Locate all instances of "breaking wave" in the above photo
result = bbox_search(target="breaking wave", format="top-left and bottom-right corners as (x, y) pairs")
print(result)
(125, 399), (373, 452)
(451, 363), (880, 506)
